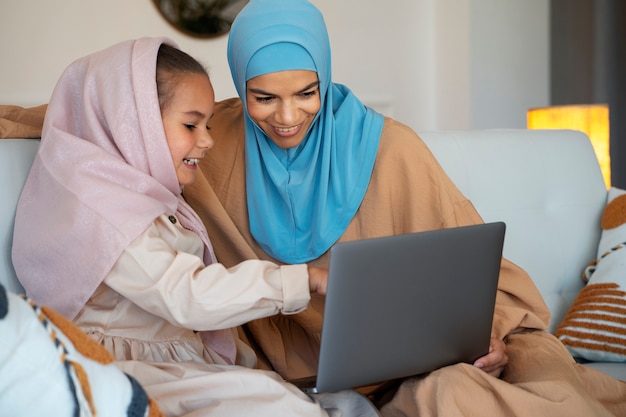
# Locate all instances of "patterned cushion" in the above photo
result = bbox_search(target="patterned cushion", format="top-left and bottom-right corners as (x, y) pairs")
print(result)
(555, 187), (626, 362)
(0, 283), (164, 416)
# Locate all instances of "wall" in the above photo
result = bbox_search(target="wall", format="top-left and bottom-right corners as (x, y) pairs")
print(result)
(551, 0), (626, 187)
(0, 1), (232, 106)
(0, 0), (549, 132)
(469, 0), (549, 129)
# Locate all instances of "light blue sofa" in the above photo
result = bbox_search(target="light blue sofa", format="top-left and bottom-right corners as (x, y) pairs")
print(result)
(1, 130), (625, 381)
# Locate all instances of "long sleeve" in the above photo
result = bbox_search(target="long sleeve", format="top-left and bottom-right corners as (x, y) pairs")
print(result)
(104, 215), (311, 331)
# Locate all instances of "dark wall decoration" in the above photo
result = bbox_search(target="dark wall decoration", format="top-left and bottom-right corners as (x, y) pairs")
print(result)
(153, 0), (249, 38)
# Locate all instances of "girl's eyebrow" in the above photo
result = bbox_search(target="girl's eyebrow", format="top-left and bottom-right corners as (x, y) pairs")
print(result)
(183, 110), (207, 118)
(248, 81), (320, 96)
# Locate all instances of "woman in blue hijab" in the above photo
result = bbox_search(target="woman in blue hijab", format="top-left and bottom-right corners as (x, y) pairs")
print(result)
(186, 0), (513, 383)
(227, 0), (384, 264)
(182, 1), (625, 415)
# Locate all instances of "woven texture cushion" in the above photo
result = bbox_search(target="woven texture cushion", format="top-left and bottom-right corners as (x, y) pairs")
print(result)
(556, 187), (626, 362)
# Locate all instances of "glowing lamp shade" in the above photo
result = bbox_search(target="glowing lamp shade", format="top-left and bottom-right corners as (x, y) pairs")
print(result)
(527, 104), (610, 188)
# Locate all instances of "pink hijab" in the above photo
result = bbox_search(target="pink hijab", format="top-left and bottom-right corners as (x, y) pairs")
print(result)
(12, 38), (217, 320)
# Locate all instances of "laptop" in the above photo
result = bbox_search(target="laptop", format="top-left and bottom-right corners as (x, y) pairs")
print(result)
(291, 221), (505, 394)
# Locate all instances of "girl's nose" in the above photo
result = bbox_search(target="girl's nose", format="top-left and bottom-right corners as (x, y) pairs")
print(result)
(199, 128), (214, 150)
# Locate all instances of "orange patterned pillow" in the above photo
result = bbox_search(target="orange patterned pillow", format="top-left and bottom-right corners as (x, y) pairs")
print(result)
(556, 187), (626, 362)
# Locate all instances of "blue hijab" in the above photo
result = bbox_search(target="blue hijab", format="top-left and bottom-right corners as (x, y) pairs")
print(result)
(227, 0), (384, 263)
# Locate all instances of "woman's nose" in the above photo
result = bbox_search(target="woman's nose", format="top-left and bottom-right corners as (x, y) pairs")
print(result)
(276, 101), (298, 125)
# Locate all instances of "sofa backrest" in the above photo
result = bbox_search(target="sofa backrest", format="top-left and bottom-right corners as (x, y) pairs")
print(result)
(0, 131), (608, 334)
(0, 139), (39, 295)
(419, 129), (607, 332)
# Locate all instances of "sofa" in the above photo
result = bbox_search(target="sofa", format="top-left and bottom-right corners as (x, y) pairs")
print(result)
(1, 129), (625, 381)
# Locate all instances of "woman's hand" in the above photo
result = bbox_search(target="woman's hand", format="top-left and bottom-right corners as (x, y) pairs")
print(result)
(473, 337), (508, 378)
(307, 266), (328, 295)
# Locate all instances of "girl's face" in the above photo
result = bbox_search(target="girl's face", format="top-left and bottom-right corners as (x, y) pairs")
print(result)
(162, 73), (215, 186)
(246, 70), (321, 149)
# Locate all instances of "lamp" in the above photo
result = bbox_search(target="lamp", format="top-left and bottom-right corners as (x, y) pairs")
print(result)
(527, 104), (610, 188)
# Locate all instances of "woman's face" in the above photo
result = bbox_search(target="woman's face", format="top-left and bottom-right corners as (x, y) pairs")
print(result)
(162, 73), (215, 186)
(246, 70), (321, 149)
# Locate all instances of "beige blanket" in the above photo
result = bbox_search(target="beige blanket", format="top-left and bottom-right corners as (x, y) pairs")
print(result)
(184, 98), (626, 416)
(0, 104), (47, 138)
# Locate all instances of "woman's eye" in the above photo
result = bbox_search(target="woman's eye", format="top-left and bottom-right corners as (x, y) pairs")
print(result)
(300, 89), (318, 99)
(254, 96), (274, 104)
(184, 123), (197, 130)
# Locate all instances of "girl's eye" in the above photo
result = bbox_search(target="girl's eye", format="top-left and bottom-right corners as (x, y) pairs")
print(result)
(184, 123), (197, 130)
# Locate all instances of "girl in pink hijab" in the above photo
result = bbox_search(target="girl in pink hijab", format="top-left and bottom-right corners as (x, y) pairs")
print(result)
(12, 37), (377, 417)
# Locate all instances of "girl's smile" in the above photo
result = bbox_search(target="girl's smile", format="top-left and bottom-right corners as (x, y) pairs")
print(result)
(161, 73), (215, 186)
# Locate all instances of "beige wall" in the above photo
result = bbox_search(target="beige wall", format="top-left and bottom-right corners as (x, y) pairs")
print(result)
(0, 0), (549, 131)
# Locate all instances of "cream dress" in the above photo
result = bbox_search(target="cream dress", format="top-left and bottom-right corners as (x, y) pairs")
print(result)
(74, 214), (379, 417)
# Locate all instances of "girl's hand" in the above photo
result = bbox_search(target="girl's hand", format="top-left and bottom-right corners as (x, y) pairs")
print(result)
(307, 266), (328, 295)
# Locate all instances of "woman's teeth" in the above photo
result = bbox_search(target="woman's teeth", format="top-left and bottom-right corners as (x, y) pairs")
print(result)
(183, 158), (199, 165)
(276, 126), (298, 133)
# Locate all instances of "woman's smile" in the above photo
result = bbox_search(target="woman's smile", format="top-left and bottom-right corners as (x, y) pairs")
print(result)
(272, 123), (302, 137)
(246, 70), (320, 149)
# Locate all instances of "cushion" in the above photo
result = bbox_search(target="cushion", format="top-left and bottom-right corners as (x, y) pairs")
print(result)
(555, 187), (626, 362)
(0, 283), (164, 416)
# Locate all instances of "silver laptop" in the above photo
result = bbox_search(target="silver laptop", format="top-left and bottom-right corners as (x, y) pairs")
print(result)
(291, 221), (505, 394)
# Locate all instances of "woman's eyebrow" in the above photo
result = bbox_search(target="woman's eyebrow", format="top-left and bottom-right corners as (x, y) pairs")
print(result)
(247, 86), (272, 95)
(298, 81), (320, 92)
(248, 81), (320, 95)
